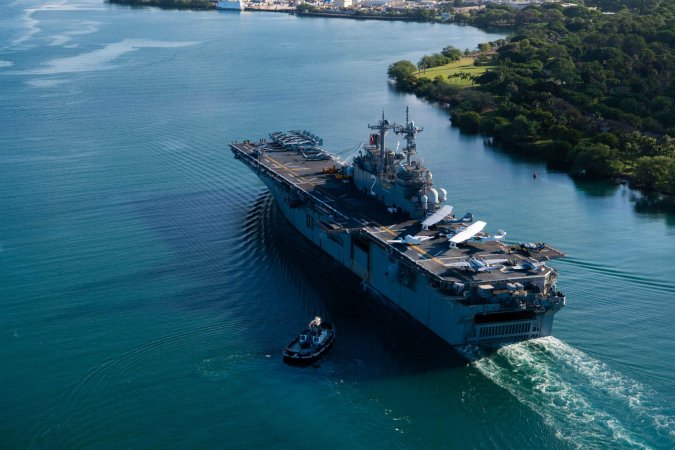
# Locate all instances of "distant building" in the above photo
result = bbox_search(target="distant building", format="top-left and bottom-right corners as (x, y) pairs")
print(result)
(360, 0), (405, 6)
(334, 0), (353, 6)
(483, 0), (562, 5)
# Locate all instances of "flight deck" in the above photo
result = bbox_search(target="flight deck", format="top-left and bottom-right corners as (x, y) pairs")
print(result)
(230, 138), (563, 289)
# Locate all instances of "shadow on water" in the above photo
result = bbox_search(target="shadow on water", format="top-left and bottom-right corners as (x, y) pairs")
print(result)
(571, 178), (621, 197)
(119, 186), (465, 378)
(386, 82), (454, 116)
(482, 136), (552, 166)
(573, 178), (675, 227)
(263, 194), (467, 378)
(59, 187), (266, 317)
(630, 191), (675, 226)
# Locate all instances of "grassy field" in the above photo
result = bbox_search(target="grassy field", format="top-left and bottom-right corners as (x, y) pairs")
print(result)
(416, 57), (494, 86)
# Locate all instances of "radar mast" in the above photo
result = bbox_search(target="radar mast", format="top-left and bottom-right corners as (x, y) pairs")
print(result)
(368, 108), (424, 173)
(368, 111), (396, 172)
(396, 106), (423, 165)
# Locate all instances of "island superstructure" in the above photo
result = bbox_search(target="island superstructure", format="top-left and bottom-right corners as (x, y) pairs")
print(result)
(230, 110), (566, 346)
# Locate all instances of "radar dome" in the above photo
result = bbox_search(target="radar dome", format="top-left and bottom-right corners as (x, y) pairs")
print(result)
(428, 188), (439, 205)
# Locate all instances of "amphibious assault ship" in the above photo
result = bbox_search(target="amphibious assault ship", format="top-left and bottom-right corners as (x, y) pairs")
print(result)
(230, 110), (566, 346)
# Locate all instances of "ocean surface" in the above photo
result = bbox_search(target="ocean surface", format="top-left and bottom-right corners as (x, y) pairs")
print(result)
(1, 2), (674, 448)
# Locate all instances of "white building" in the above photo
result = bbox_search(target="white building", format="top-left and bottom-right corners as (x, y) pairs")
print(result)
(360, 0), (405, 6)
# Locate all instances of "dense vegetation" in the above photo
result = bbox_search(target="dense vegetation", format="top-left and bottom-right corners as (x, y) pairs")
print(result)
(389, 1), (675, 194)
(297, 4), (438, 21)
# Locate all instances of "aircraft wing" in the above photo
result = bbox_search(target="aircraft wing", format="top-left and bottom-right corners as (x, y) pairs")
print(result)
(414, 235), (433, 242)
(421, 205), (453, 229)
(449, 221), (487, 244)
(388, 235), (432, 245)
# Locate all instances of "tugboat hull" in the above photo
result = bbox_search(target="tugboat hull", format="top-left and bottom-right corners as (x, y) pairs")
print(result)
(283, 320), (335, 364)
(282, 334), (336, 364)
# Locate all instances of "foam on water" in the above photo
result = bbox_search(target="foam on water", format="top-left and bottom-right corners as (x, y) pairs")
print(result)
(26, 77), (70, 88)
(6, 0), (105, 50)
(464, 337), (675, 449)
(24, 39), (199, 75)
(48, 20), (100, 47)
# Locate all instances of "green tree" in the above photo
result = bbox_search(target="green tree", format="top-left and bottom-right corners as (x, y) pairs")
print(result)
(507, 114), (537, 142)
(388, 60), (417, 82)
(545, 58), (579, 85)
(478, 42), (493, 52)
(418, 54), (450, 70)
(570, 143), (620, 177)
(481, 115), (510, 136)
(633, 156), (674, 192)
(455, 111), (482, 133)
(441, 45), (463, 61)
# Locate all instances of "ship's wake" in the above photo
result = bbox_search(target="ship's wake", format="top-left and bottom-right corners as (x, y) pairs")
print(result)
(461, 337), (674, 449)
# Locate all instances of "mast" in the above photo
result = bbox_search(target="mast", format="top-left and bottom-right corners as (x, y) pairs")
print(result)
(368, 108), (424, 171)
(396, 106), (423, 165)
(368, 111), (396, 172)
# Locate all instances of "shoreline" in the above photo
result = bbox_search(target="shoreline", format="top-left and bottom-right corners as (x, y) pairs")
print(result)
(105, 0), (674, 198)
(292, 11), (426, 23)
(105, 1), (453, 24)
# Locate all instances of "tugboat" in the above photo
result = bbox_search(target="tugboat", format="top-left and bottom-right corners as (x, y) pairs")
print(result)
(283, 317), (335, 364)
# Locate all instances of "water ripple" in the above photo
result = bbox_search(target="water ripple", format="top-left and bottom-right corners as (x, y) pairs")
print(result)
(557, 257), (675, 295)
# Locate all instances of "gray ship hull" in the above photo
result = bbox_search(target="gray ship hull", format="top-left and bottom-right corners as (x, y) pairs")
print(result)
(231, 140), (565, 347)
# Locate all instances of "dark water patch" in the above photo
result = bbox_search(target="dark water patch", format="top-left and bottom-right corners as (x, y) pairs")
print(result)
(44, 266), (187, 322)
(133, 186), (265, 254)
(630, 192), (675, 225)
(260, 195), (467, 380)
(28, 321), (262, 449)
(571, 178), (622, 198)
(122, 187), (278, 314)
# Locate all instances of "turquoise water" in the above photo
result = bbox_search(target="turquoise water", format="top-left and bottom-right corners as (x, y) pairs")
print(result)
(1, 2), (673, 448)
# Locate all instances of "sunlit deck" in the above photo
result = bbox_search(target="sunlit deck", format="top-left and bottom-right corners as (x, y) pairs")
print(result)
(230, 139), (564, 285)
